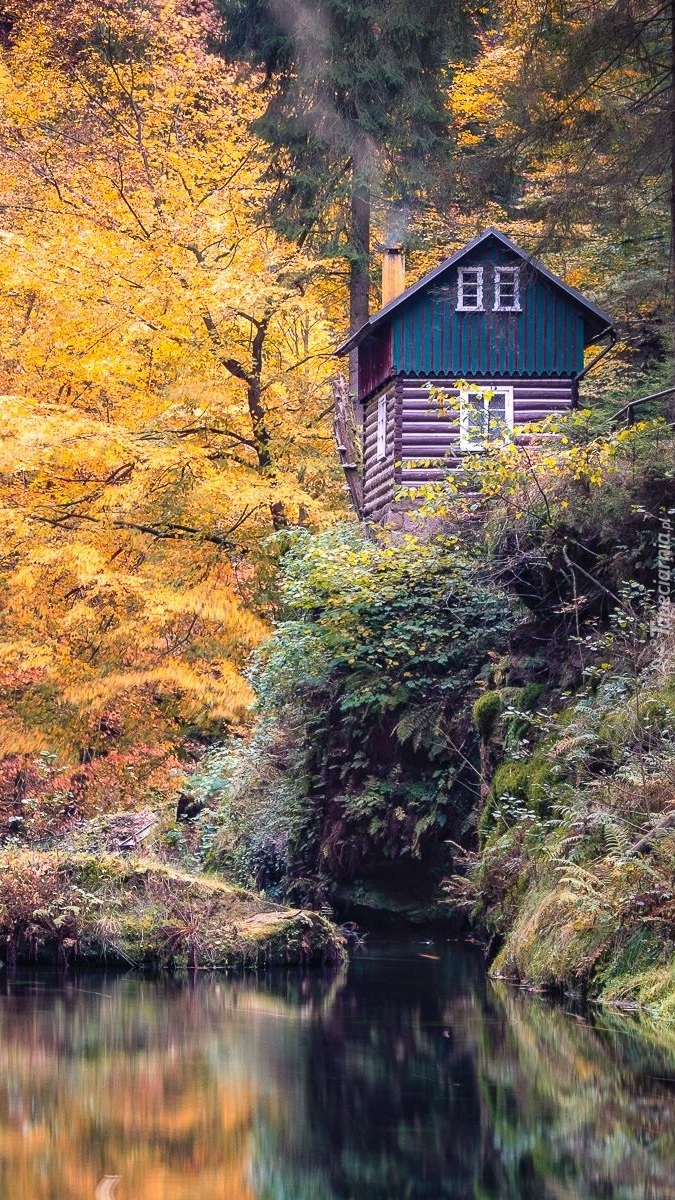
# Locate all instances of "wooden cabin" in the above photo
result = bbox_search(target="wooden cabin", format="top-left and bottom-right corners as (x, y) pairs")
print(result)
(335, 228), (615, 523)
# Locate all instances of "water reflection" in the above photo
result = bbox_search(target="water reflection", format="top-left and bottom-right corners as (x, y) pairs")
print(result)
(0, 940), (673, 1198)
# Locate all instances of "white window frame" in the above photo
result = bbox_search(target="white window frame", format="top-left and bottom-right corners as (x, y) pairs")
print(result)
(459, 386), (514, 451)
(494, 266), (521, 312)
(457, 266), (484, 311)
(376, 393), (387, 460)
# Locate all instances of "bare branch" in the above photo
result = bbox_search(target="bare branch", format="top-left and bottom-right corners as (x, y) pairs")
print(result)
(26, 507), (259, 549)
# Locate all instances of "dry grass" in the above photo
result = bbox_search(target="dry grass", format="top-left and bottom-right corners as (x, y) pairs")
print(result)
(0, 849), (346, 970)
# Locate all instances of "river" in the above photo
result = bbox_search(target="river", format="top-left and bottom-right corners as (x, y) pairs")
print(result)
(0, 935), (674, 1198)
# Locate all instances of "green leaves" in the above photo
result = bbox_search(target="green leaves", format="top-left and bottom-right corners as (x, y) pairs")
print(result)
(227, 524), (513, 878)
(254, 524), (511, 720)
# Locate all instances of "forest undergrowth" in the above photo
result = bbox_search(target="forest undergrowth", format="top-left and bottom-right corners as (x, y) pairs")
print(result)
(189, 411), (675, 1011)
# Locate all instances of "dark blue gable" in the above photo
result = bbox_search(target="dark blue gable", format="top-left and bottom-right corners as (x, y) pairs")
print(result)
(337, 229), (615, 405)
(389, 241), (586, 380)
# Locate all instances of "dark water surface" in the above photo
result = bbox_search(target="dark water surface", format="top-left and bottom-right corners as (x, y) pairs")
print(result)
(0, 936), (674, 1199)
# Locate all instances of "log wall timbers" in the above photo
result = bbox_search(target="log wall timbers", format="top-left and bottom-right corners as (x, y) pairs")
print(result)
(331, 376), (675, 524)
(333, 374), (364, 517)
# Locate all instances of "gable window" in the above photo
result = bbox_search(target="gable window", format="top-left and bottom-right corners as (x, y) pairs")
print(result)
(457, 266), (484, 311)
(494, 266), (520, 311)
(376, 393), (387, 460)
(459, 386), (514, 450)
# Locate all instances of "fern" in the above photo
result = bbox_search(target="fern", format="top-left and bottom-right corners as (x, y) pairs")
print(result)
(394, 703), (444, 752)
(601, 820), (631, 859)
(554, 859), (603, 894)
(548, 733), (596, 760)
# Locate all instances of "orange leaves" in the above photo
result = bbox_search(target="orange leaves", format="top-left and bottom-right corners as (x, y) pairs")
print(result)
(0, 1), (345, 760)
(0, 0), (338, 491)
(450, 43), (519, 148)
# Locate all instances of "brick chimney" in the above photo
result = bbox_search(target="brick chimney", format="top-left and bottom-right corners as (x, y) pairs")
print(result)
(381, 246), (406, 308)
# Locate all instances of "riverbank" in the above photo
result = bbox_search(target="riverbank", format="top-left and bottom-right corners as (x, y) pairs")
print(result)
(181, 418), (675, 1015)
(5, 418), (673, 1005)
(0, 848), (345, 970)
(463, 624), (675, 1019)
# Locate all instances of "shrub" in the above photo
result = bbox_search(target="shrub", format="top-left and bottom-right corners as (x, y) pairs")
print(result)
(195, 524), (513, 892)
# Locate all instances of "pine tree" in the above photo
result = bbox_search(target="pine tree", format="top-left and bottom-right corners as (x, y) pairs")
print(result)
(219, 0), (474, 342)
(453, 0), (673, 335)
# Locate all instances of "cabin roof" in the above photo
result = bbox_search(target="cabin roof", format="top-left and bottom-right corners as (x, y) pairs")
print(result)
(335, 228), (614, 356)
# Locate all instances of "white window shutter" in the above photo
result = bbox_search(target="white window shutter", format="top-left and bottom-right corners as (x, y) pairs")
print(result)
(486, 388), (514, 440)
(376, 394), (387, 460)
(494, 267), (520, 311)
(457, 266), (484, 311)
(504, 387), (514, 428)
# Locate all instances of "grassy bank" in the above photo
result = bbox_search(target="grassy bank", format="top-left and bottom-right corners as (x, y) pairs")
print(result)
(473, 644), (675, 1017)
(0, 849), (345, 970)
(444, 417), (675, 1016)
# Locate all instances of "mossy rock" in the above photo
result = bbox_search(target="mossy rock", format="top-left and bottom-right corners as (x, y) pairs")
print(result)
(472, 691), (503, 741)
(597, 689), (675, 761)
(473, 684), (545, 748)
(492, 756), (552, 806)
(479, 754), (554, 840)
(519, 682), (545, 711)
(331, 881), (457, 926)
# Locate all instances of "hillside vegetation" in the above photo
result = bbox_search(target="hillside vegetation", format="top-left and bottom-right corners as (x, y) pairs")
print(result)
(0, 0), (672, 988)
(193, 412), (675, 1008)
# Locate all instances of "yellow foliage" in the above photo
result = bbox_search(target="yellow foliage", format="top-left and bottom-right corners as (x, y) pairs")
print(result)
(408, 411), (663, 521)
(0, 0), (346, 756)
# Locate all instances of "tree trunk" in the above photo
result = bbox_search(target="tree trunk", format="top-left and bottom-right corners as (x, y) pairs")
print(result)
(349, 182), (370, 334)
(348, 139), (371, 410)
(332, 374), (364, 517)
(247, 320), (288, 531)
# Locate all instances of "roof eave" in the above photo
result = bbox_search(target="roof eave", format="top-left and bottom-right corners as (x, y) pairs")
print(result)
(334, 327), (367, 356)
(335, 228), (506, 357)
(334, 227), (615, 356)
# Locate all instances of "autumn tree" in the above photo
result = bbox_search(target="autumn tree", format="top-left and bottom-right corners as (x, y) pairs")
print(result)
(0, 0), (344, 765)
(448, 0), (673, 360)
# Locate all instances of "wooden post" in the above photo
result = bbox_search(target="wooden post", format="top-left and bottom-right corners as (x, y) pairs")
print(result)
(332, 374), (364, 518)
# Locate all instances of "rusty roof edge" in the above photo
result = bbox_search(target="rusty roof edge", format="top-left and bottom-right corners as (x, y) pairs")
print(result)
(334, 228), (615, 356)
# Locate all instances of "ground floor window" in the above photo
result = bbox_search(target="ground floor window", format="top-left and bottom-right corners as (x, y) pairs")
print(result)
(459, 384), (514, 450)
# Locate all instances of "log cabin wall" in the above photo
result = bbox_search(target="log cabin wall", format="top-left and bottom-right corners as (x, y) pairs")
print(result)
(397, 377), (574, 486)
(363, 382), (398, 519)
(343, 229), (615, 522)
